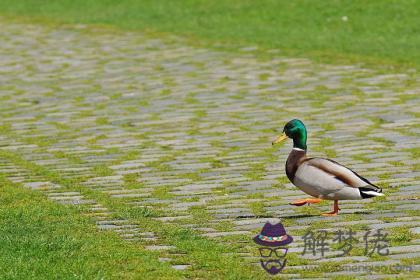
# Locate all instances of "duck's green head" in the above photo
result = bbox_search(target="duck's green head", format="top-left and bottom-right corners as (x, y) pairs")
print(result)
(272, 119), (307, 150)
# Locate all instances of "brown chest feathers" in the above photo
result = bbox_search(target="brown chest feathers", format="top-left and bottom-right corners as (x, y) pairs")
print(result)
(285, 149), (307, 182)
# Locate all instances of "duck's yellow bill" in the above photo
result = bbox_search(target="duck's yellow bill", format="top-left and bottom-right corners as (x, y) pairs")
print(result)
(272, 133), (288, 145)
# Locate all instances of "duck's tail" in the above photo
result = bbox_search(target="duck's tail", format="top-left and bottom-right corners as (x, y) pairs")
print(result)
(359, 186), (384, 199)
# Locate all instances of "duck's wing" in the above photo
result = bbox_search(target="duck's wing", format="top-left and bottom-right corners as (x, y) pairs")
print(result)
(308, 158), (380, 188)
(294, 158), (382, 198)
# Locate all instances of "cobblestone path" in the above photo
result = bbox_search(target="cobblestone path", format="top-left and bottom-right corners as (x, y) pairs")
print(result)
(0, 19), (419, 278)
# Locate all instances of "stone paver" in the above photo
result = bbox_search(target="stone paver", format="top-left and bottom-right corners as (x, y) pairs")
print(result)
(0, 18), (419, 278)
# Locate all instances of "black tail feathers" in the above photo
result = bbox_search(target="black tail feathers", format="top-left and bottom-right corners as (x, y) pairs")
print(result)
(359, 186), (383, 199)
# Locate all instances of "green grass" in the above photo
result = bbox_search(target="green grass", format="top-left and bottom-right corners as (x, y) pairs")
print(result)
(0, 176), (180, 279)
(0, 0), (419, 69)
(0, 149), (271, 279)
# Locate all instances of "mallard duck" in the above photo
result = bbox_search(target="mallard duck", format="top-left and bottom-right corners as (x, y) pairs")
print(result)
(272, 119), (384, 216)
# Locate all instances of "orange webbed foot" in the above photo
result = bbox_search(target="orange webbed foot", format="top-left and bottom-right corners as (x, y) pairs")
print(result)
(290, 198), (322, 206)
(321, 211), (339, 216)
(321, 200), (340, 216)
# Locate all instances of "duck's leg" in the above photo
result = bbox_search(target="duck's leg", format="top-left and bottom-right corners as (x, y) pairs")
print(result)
(321, 200), (340, 216)
(290, 198), (322, 206)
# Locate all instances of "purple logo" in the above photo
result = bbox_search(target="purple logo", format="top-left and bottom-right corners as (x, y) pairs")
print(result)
(253, 222), (293, 275)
